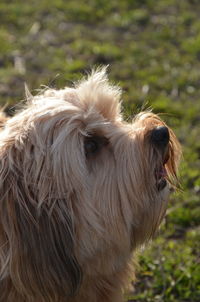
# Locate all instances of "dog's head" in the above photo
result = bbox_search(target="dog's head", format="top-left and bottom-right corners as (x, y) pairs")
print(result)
(0, 68), (181, 300)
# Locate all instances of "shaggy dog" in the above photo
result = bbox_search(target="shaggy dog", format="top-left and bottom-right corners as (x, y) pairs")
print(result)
(0, 69), (181, 302)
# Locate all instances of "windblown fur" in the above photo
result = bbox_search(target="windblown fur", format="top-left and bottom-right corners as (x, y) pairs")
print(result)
(0, 68), (181, 302)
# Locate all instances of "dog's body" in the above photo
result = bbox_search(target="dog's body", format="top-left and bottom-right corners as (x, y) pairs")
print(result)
(0, 69), (181, 302)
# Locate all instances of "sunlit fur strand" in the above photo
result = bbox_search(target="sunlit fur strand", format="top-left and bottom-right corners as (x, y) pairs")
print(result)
(0, 68), (181, 302)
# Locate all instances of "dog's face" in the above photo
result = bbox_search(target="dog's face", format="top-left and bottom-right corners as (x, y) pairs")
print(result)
(0, 69), (181, 300)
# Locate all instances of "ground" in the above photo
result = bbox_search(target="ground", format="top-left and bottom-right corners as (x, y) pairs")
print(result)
(0, 0), (200, 301)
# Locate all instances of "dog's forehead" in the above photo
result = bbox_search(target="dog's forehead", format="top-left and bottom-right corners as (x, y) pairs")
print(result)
(29, 69), (122, 124)
(75, 69), (122, 121)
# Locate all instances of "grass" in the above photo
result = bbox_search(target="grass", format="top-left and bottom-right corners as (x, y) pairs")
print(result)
(0, 0), (200, 301)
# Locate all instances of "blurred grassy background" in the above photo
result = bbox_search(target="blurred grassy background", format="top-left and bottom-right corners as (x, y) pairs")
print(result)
(0, 0), (200, 301)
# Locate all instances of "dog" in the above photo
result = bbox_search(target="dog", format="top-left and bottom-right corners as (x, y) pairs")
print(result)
(0, 68), (181, 302)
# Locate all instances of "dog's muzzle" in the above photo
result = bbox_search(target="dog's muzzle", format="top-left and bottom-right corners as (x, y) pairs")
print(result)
(151, 126), (170, 191)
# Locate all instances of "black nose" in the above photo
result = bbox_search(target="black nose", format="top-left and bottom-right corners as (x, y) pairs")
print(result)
(151, 126), (169, 147)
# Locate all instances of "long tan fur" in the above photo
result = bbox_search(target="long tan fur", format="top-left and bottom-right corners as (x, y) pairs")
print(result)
(0, 68), (181, 302)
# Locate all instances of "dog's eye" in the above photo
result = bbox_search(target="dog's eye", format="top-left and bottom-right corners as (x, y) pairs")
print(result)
(84, 136), (108, 157)
(85, 139), (98, 154)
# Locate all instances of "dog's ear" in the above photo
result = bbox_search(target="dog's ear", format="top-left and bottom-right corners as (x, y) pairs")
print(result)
(0, 146), (82, 300)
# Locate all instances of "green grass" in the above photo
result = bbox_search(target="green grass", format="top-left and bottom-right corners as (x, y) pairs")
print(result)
(0, 0), (200, 301)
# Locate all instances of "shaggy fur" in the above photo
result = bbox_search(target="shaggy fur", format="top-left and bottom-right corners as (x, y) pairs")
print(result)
(0, 68), (181, 302)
